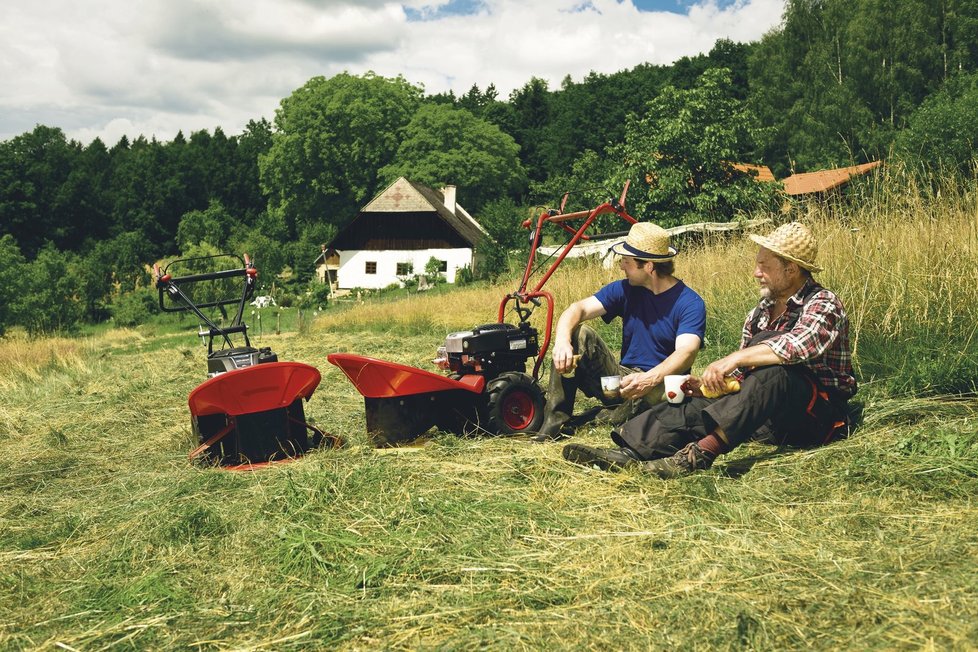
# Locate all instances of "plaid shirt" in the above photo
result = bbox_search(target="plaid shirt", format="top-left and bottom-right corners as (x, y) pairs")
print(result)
(740, 279), (857, 399)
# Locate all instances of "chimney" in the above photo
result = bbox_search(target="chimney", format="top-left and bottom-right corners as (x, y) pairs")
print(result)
(442, 185), (456, 212)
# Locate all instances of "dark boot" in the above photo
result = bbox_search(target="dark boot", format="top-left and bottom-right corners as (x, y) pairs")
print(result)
(562, 443), (642, 471)
(642, 442), (714, 478)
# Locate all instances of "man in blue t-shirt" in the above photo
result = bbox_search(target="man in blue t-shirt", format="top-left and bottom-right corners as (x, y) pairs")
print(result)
(534, 222), (706, 440)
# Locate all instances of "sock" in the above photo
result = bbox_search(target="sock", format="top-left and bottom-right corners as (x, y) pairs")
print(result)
(695, 433), (729, 460)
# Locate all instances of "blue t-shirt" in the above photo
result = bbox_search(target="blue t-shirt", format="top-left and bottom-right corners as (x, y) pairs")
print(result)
(593, 279), (706, 371)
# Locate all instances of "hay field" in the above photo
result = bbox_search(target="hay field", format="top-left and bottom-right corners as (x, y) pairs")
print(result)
(2, 178), (978, 649)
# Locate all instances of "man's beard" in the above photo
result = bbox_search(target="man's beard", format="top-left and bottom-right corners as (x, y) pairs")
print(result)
(759, 286), (772, 300)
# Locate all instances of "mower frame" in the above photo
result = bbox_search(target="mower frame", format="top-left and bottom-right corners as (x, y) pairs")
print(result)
(329, 183), (640, 444)
(154, 253), (337, 467)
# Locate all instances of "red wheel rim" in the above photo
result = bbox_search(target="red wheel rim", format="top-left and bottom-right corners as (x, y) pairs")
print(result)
(501, 389), (535, 430)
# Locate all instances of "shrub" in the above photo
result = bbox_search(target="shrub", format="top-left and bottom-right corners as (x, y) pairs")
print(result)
(111, 288), (159, 328)
(294, 283), (330, 310)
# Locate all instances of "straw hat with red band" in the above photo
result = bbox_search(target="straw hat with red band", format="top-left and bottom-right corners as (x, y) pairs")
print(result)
(749, 222), (822, 273)
(609, 222), (678, 260)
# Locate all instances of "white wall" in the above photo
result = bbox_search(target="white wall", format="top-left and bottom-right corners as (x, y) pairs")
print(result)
(336, 248), (473, 289)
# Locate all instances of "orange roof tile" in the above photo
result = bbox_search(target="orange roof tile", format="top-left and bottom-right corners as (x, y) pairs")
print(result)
(731, 163), (776, 182)
(781, 161), (881, 196)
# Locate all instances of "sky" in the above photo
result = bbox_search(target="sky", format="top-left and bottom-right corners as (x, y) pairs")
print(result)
(0, 0), (786, 146)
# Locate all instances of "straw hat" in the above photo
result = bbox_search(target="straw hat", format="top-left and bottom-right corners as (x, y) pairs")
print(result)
(749, 222), (822, 273)
(609, 222), (678, 260)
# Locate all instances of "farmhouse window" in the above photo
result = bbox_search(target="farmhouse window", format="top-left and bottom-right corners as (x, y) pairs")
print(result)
(396, 262), (413, 275)
(436, 260), (448, 273)
(365, 261), (377, 274)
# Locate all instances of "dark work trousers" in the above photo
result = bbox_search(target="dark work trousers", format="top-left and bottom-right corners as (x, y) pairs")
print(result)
(614, 364), (847, 461)
(539, 324), (665, 437)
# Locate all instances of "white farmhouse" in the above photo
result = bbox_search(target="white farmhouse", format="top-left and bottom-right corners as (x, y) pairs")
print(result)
(322, 177), (488, 291)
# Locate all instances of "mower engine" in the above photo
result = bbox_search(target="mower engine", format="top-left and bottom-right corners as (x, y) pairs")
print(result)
(437, 322), (539, 376)
(207, 346), (278, 376)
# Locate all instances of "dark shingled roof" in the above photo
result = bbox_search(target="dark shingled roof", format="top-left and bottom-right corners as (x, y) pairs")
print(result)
(328, 177), (486, 250)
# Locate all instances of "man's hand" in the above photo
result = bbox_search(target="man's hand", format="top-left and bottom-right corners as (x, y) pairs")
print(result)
(682, 375), (704, 397)
(620, 370), (660, 400)
(551, 296), (606, 375)
(551, 340), (576, 375)
(699, 344), (784, 395)
(700, 354), (741, 396)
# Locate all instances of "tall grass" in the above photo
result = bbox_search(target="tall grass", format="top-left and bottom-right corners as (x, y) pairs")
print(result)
(0, 334), (93, 392)
(2, 172), (978, 650)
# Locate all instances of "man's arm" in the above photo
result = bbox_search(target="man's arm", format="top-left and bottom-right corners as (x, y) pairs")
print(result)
(620, 333), (702, 399)
(551, 296), (606, 374)
(699, 293), (844, 395)
(698, 344), (784, 395)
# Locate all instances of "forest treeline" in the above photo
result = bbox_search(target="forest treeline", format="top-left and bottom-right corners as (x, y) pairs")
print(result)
(2, 0), (978, 334)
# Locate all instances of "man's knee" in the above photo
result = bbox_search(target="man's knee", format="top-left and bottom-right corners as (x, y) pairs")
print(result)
(741, 364), (806, 397)
(570, 323), (600, 350)
(746, 364), (790, 383)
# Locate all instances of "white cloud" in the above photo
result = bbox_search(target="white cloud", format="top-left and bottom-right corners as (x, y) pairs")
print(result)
(0, 0), (785, 144)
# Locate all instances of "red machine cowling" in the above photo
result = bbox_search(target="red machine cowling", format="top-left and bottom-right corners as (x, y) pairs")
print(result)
(327, 353), (485, 398)
(187, 362), (328, 469)
(188, 361), (322, 417)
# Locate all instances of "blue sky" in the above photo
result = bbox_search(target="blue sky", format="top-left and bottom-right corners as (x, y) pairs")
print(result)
(407, 0), (741, 20)
(632, 0), (739, 10)
(1, 0), (783, 145)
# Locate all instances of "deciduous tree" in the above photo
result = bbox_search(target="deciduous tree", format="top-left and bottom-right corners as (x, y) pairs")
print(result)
(378, 104), (527, 211)
(614, 68), (779, 226)
(259, 72), (423, 240)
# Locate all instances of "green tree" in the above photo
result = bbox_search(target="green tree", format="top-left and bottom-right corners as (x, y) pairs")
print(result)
(895, 72), (978, 176)
(944, 0), (978, 76)
(527, 149), (633, 236)
(177, 199), (234, 251)
(477, 197), (530, 253)
(15, 245), (85, 334)
(227, 119), (274, 224)
(0, 235), (28, 334)
(508, 78), (553, 183)
(78, 232), (151, 322)
(230, 211), (293, 282)
(0, 126), (79, 257)
(259, 72), (423, 242)
(614, 68), (780, 226)
(747, 0), (871, 172)
(377, 104), (527, 211)
(109, 135), (195, 253)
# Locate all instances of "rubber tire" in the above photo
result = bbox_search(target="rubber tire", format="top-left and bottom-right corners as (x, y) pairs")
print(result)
(485, 372), (545, 435)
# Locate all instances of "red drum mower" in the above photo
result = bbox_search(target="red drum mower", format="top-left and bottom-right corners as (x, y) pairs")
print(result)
(329, 185), (639, 446)
(154, 253), (341, 469)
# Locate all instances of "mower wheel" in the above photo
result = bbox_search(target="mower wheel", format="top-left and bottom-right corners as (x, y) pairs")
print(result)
(485, 372), (544, 435)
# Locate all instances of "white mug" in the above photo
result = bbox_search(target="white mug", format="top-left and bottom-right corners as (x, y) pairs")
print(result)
(600, 375), (622, 400)
(663, 374), (690, 404)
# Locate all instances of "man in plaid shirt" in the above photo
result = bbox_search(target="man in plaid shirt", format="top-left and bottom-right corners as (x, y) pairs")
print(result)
(563, 222), (857, 477)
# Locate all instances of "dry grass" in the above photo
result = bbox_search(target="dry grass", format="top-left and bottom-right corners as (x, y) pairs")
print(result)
(0, 335), (93, 392)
